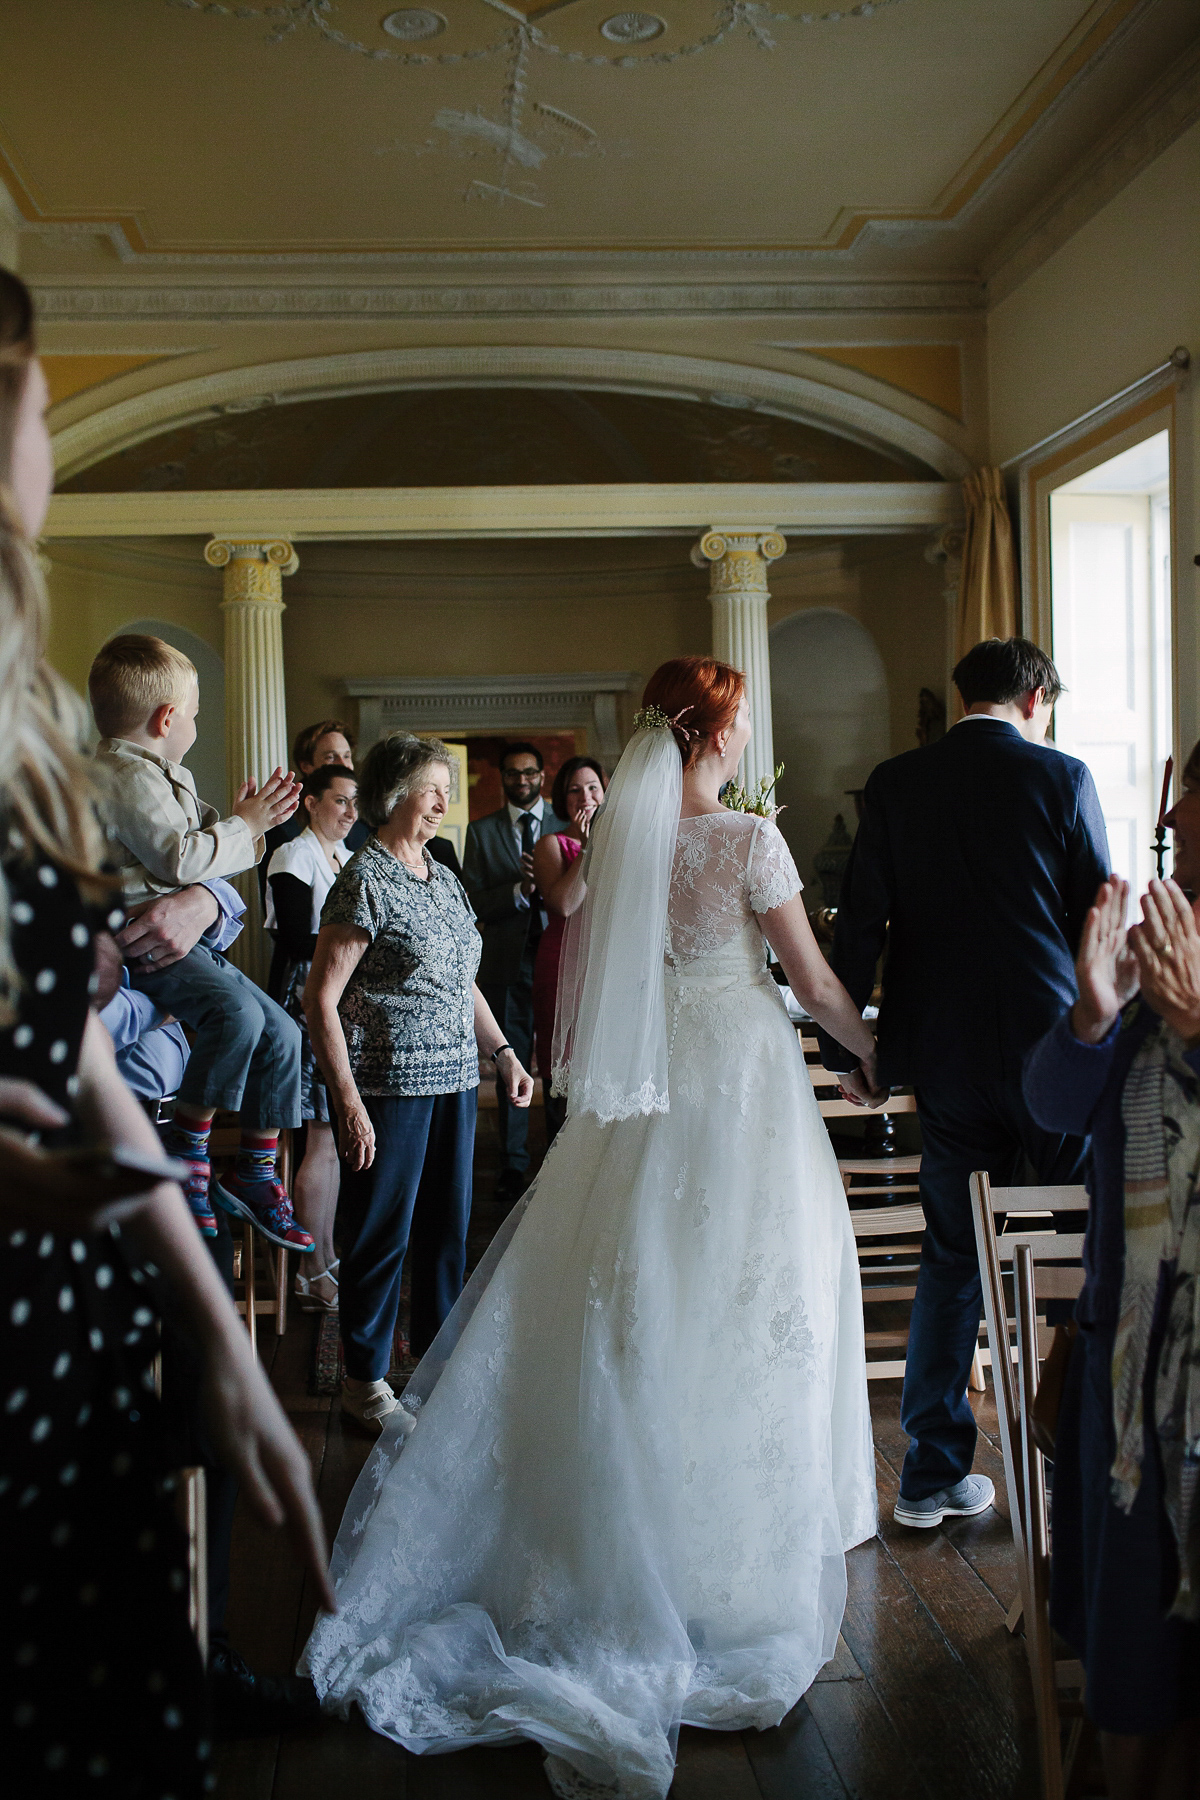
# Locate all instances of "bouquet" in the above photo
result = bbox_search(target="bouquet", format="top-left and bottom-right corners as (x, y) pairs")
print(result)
(721, 763), (784, 819)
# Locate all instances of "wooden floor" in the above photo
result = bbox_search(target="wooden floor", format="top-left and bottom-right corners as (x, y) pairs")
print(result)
(218, 1110), (1040, 1800)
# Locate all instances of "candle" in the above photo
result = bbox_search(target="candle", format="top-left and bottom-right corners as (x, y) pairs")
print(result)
(1158, 755), (1174, 827)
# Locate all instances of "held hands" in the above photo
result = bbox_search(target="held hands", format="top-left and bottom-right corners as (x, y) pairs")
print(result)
(494, 1046), (535, 1109)
(1071, 877), (1140, 1044)
(837, 1056), (889, 1110)
(232, 767), (302, 838)
(1128, 877), (1200, 1042)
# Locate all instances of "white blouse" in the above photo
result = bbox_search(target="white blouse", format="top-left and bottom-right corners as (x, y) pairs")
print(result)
(264, 827), (350, 935)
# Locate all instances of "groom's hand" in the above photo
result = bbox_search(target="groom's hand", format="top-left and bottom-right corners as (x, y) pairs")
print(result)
(838, 1066), (888, 1109)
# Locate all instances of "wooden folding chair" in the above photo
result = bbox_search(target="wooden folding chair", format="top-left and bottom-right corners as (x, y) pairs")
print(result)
(798, 1036), (985, 1388)
(970, 1173), (1088, 1633)
(210, 1122), (294, 1352)
(176, 1466), (209, 1663)
(1014, 1243), (1087, 1800)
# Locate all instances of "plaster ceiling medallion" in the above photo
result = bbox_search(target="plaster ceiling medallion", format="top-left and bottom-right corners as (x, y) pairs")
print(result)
(164, 0), (908, 211)
(381, 9), (446, 40)
(600, 14), (666, 44)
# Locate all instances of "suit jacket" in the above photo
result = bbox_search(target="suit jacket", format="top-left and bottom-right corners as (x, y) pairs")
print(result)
(815, 720), (1110, 1089)
(464, 805), (567, 988)
(96, 736), (262, 908)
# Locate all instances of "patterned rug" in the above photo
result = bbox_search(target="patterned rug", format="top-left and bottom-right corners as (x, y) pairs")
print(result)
(308, 1312), (416, 1398)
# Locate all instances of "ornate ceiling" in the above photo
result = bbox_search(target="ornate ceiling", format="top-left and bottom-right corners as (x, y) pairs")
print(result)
(3, 0), (1195, 268)
(58, 385), (929, 489)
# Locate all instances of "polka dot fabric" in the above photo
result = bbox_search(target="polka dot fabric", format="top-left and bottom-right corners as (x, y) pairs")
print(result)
(1, 854), (210, 1795)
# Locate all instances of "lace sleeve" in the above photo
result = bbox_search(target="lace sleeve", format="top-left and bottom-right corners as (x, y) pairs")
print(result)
(747, 819), (802, 913)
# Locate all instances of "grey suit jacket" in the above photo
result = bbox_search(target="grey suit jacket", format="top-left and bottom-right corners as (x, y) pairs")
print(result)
(464, 805), (567, 988)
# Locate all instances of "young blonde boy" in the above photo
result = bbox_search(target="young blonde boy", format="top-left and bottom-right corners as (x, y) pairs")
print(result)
(89, 634), (312, 1251)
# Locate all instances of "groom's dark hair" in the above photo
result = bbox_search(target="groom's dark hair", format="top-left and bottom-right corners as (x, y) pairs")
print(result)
(952, 637), (1063, 709)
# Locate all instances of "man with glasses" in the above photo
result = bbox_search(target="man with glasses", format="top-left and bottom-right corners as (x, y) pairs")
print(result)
(464, 743), (566, 1205)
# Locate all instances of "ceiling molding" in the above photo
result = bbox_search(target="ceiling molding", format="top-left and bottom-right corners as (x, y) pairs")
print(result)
(47, 345), (971, 482)
(28, 278), (986, 324)
(343, 672), (638, 763)
(0, 0), (1153, 259)
(985, 33), (1200, 302)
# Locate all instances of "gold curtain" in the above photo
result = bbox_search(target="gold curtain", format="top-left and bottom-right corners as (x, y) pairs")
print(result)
(956, 466), (1019, 666)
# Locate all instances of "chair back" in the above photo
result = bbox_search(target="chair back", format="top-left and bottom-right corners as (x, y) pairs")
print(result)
(1013, 1244), (1086, 1800)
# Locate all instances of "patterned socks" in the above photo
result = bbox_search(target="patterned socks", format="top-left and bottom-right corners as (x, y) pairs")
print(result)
(163, 1110), (217, 1237)
(235, 1129), (281, 1188)
(212, 1129), (315, 1253)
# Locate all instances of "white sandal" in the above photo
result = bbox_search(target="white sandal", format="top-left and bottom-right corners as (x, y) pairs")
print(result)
(295, 1257), (339, 1313)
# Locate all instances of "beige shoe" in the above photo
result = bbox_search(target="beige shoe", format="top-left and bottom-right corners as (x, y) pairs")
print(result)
(341, 1378), (399, 1436)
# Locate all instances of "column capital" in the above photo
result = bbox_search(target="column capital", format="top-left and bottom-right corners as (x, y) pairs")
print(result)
(205, 537), (299, 606)
(690, 529), (786, 591)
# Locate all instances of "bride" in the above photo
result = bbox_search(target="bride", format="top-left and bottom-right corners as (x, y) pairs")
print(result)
(303, 656), (880, 1798)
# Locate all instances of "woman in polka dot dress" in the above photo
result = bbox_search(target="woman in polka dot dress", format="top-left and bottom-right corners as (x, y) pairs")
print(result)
(0, 270), (334, 1795)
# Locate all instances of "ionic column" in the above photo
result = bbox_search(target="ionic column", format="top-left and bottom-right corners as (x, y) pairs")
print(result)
(691, 529), (785, 791)
(204, 537), (298, 981)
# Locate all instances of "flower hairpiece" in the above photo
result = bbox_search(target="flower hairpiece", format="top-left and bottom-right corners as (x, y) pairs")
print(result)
(632, 703), (694, 734)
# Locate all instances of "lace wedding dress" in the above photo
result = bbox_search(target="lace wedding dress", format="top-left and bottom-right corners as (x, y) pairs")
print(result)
(303, 808), (876, 1799)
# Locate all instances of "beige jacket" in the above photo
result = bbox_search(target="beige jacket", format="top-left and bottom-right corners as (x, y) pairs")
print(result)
(95, 737), (263, 908)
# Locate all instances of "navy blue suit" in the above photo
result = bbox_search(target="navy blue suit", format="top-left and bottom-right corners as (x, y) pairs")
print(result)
(817, 718), (1110, 1497)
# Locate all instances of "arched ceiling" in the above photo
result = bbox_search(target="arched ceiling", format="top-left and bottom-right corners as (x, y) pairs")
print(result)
(58, 385), (931, 490)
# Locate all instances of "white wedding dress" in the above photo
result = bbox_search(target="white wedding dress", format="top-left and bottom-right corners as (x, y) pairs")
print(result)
(303, 807), (876, 1799)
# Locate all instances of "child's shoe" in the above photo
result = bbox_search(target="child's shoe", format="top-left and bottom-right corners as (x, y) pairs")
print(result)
(212, 1172), (315, 1252)
(177, 1155), (218, 1238)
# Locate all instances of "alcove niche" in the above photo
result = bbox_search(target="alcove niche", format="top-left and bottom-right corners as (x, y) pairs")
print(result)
(769, 608), (889, 898)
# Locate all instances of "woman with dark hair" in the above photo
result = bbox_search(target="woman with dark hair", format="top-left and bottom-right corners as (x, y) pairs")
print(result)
(531, 754), (607, 1142)
(305, 655), (879, 1798)
(0, 268), (332, 1793)
(1023, 745), (1200, 1800)
(266, 761), (359, 1310)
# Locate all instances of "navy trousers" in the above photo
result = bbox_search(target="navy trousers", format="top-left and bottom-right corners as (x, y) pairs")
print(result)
(133, 945), (301, 1127)
(901, 1071), (1086, 1499)
(481, 973), (534, 1177)
(337, 1089), (477, 1382)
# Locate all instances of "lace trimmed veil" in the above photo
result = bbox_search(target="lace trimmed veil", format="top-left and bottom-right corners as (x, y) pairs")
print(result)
(550, 718), (682, 1125)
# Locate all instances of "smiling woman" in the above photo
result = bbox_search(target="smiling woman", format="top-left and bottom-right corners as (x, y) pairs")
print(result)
(301, 731), (534, 1437)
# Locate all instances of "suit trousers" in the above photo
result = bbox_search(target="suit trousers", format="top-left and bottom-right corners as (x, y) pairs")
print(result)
(337, 1089), (477, 1382)
(900, 1071), (1086, 1499)
(481, 970), (535, 1176)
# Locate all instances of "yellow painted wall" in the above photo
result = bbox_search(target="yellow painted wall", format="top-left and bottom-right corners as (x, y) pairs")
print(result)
(42, 533), (944, 770)
(987, 118), (1200, 483)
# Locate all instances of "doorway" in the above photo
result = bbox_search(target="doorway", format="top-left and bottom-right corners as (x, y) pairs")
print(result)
(1048, 428), (1172, 900)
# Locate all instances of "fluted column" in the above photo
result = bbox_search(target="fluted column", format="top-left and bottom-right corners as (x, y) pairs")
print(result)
(204, 537), (298, 981)
(691, 529), (785, 791)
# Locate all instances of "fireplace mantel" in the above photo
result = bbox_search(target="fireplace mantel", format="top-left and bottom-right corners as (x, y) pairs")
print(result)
(342, 673), (639, 764)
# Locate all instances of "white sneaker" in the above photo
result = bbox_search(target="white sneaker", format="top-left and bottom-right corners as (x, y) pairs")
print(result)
(893, 1473), (995, 1530)
(341, 1378), (399, 1437)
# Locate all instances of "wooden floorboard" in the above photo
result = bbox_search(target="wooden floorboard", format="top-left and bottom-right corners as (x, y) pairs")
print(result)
(217, 1139), (1041, 1800)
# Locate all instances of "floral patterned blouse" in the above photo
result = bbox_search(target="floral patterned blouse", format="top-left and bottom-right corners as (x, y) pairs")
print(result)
(321, 835), (482, 1098)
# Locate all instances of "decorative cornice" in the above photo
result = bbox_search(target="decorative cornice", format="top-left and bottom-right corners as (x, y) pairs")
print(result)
(43, 481), (965, 544)
(29, 278), (987, 322)
(985, 34), (1200, 303)
(47, 344), (971, 481)
(344, 671), (641, 760)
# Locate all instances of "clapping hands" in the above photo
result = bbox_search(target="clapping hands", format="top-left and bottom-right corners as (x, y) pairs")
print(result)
(232, 767), (302, 837)
(1128, 877), (1200, 1041)
(1072, 877), (1139, 1043)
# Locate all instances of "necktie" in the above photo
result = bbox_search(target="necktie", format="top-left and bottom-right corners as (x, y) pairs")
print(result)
(521, 813), (543, 947)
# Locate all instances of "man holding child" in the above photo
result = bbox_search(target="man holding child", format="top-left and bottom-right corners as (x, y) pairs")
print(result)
(88, 633), (312, 1251)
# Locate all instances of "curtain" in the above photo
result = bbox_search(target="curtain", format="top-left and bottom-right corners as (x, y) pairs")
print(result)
(956, 466), (1019, 667)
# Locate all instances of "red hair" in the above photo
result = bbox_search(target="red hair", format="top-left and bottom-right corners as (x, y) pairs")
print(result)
(641, 656), (745, 769)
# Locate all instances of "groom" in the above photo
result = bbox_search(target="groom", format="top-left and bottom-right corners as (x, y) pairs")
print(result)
(817, 637), (1110, 1527)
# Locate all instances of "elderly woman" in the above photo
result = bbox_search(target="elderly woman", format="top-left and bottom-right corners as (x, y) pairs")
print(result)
(305, 732), (533, 1437)
(1023, 750), (1200, 1800)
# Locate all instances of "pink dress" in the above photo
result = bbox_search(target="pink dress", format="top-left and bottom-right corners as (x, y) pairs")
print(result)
(532, 832), (583, 1080)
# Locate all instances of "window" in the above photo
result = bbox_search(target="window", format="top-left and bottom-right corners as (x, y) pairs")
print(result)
(1049, 429), (1171, 904)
